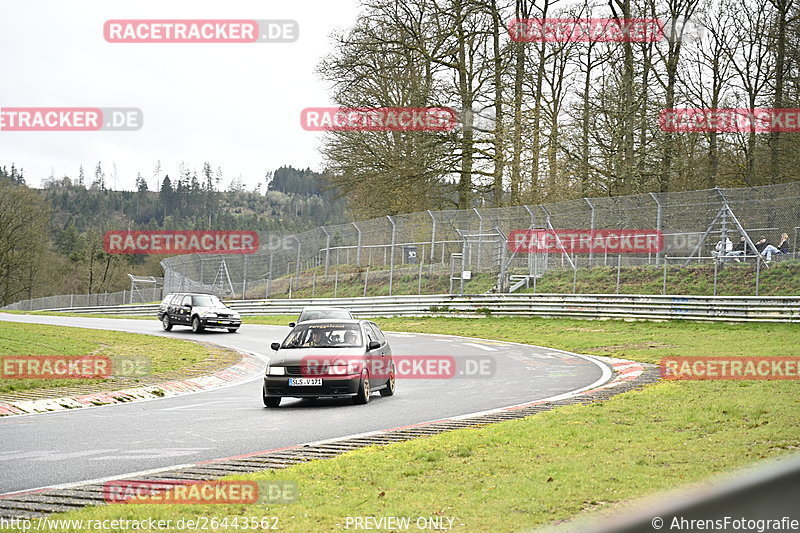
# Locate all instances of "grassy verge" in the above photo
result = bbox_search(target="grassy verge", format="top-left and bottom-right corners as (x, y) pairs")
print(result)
(0, 321), (231, 395)
(522, 258), (800, 296)
(18, 317), (799, 532)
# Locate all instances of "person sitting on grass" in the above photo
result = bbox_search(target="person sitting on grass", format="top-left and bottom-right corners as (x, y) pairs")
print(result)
(761, 233), (790, 262)
(712, 236), (733, 262)
(725, 236), (750, 262)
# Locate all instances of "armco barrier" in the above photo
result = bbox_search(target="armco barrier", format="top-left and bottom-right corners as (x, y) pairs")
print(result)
(32, 293), (800, 322)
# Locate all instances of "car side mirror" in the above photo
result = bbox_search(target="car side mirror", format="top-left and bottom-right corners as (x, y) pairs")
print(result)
(288, 322), (296, 327)
(183, 304), (192, 310)
(367, 340), (381, 351)
(270, 342), (281, 351)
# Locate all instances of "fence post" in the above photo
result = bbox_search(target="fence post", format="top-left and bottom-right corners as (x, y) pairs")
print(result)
(713, 257), (718, 296)
(242, 254), (248, 299)
(312, 271), (316, 298)
(353, 222), (362, 266)
(473, 207), (483, 270)
(616, 255), (621, 294)
(418, 260), (424, 294)
(427, 210), (436, 263)
(321, 226), (330, 275)
(363, 267), (369, 297)
(584, 198), (595, 267)
(650, 192), (663, 266)
(293, 236), (302, 281)
(573, 257), (578, 294)
(755, 255), (761, 296)
(663, 259), (668, 295)
(70, 294), (74, 308)
(334, 271), (338, 298)
(387, 216), (396, 296)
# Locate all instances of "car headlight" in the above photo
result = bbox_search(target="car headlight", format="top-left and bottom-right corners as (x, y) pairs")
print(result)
(267, 366), (285, 376)
(202, 312), (217, 318)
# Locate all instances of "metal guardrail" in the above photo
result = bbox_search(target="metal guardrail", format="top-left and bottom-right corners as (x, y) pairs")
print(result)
(559, 452), (800, 533)
(32, 293), (800, 322)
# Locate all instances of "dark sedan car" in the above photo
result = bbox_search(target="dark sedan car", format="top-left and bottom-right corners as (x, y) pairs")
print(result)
(158, 292), (241, 333)
(262, 319), (395, 407)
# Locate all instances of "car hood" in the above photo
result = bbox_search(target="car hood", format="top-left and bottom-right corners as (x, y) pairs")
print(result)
(270, 347), (365, 366)
(195, 305), (238, 315)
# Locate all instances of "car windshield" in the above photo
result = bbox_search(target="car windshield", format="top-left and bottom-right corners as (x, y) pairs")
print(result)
(192, 295), (223, 307)
(281, 324), (362, 348)
(299, 309), (351, 322)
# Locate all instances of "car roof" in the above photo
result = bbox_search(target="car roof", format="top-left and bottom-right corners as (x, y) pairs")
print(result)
(295, 318), (363, 325)
(300, 306), (351, 312)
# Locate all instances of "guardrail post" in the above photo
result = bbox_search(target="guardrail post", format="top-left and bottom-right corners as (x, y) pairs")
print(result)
(363, 267), (369, 297)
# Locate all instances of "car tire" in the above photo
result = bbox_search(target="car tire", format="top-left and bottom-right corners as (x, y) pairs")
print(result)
(162, 316), (173, 331)
(379, 365), (395, 397)
(227, 328), (238, 333)
(191, 316), (204, 333)
(263, 396), (281, 408)
(353, 369), (371, 405)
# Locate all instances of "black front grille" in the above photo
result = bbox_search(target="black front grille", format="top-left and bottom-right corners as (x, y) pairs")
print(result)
(285, 366), (305, 376)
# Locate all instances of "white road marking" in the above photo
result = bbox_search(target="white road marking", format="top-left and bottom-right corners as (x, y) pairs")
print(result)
(160, 401), (220, 411)
(462, 342), (497, 351)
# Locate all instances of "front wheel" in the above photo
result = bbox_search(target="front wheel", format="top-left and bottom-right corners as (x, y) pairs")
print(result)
(191, 316), (204, 333)
(227, 328), (239, 333)
(353, 369), (371, 405)
(161, 315), (173, 331)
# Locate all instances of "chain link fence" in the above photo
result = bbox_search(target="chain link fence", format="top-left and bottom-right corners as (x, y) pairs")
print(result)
(160, 181), (800, 299)
(3, 181), (800, 312)
(1, 287), (163, 312)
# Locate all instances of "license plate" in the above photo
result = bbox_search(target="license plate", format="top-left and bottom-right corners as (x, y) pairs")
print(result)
(289, 378), (322, 386)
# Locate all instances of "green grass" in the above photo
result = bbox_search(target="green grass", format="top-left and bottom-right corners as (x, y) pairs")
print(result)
(523, 259), (800, 296)
(0, 322), (229, 394)
(19, 316), (799, 532)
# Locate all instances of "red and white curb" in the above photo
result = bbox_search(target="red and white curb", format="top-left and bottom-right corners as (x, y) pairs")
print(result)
(0, 350), (266, 417)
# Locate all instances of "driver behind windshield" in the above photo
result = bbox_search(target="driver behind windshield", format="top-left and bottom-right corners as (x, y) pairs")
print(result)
(307, 329), (328, 347)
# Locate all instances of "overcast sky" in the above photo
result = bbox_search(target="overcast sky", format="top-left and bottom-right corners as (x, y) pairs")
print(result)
(0, 0), (361, 191)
